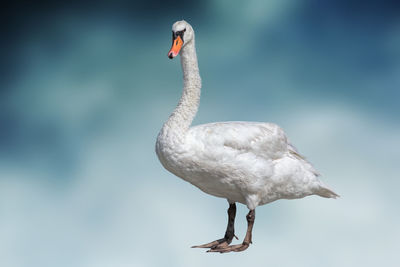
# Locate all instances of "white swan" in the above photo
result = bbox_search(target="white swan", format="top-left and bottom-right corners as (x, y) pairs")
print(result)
(156, 20), (338, 253)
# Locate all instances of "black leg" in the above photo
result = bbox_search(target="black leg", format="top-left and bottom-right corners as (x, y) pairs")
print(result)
(192, 203), (237, 249)
(208, 209), (255, 253)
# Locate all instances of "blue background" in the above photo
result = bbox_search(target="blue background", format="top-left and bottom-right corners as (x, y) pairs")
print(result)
(1, 1), (399, 266)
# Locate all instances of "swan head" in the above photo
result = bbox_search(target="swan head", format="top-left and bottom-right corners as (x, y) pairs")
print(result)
(168, 20), (194, 59)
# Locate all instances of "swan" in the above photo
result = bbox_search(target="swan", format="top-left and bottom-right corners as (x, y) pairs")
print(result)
(156, 20), (338, 253)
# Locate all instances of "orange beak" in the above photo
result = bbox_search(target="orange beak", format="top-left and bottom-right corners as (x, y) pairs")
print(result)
(168, 36), (183, 59)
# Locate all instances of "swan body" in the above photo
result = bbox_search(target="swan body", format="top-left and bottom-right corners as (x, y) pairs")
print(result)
(156, 20), (338, 252)
(158, 120), (336, 210)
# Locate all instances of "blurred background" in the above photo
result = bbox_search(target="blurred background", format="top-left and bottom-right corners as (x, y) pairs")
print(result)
(1, 0), (399, 266)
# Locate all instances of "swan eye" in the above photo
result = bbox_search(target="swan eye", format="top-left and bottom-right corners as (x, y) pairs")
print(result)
(172, 29), (186, 44)
(176, 29), (185, 36)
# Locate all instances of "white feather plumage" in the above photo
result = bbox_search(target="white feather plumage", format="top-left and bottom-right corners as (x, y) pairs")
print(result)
(156, 20), (338, 211)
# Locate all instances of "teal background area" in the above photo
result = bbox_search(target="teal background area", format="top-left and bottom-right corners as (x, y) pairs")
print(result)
(1, 1), (399, 266)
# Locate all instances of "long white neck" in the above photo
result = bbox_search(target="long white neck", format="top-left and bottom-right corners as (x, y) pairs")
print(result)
(162, 38), (201, 141)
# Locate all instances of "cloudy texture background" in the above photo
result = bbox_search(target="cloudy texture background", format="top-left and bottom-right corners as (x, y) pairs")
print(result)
(1, 0), (399, 266)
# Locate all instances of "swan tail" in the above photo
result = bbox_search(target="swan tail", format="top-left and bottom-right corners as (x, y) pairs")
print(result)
(288, 143), (339, 199)
(315, 184), (340, 199)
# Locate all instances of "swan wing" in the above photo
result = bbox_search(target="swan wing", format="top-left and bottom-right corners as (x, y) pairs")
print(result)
(187, 121), (289, 160)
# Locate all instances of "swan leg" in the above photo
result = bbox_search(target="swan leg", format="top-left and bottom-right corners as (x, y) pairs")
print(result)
(191, 203), (237, 249)
(207, 209), (255, 253)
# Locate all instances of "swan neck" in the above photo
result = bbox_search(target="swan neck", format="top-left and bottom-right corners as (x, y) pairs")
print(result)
(163, 40), (201, 139)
